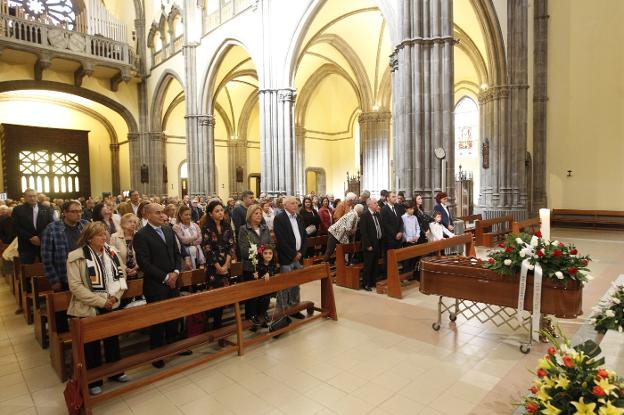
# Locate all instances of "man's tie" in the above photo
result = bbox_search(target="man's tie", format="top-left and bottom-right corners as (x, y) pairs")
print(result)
(391, 205), (396, 217)
(155, 227), (166, 243)
(373, 214), (382, 239)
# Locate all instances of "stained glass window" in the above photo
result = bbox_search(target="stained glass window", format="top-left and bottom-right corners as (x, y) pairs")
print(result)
(8, 0), (77, 29)
(19, 149), (80, 194)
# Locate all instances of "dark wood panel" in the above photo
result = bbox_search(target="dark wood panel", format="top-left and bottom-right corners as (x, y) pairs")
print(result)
(1, 123), (91, 199)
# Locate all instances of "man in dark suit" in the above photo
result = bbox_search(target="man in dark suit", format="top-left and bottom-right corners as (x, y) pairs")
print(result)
(190, 198), (203, 223)
(380, 191), (405, 252)
(11, 189), (55, 264)
(133, 203), (188, 368)
(232, 190), (254, 234)
(273, 196), (306, 318)
(360, 198), (383, 291)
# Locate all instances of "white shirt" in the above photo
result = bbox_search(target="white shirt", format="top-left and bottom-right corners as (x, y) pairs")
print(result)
(32, 204), (38, 228)
(131, 203), (139, 215)
(429, 222), (455, 242)
(288, 212), (302, 251)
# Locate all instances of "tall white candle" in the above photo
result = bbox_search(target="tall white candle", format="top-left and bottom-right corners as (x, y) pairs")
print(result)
(539, 208), (551, 241)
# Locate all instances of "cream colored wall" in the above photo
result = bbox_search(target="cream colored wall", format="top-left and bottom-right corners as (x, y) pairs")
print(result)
(546, 0), (624, 210)
(163, 99), (187, 197)
(118, 142), (130, 191)
(0, 99), (114, 196)
(214, 111), (230, 199)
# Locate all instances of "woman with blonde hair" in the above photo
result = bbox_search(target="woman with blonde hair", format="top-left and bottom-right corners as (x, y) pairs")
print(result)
(173, 205), (205, 270)
(110, 213), (140, 278)
(66, 221), (128, 395)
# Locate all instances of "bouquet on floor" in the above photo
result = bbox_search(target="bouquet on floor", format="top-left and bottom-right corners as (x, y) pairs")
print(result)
(482, 232), (592, 286)
(592, 283), (624, 334)
(521, 328), (624, 414)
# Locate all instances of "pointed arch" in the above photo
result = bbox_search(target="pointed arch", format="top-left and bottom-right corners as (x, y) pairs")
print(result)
(150, 69), (185, 131)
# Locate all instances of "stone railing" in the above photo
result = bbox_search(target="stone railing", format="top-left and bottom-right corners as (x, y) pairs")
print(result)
(173, 35), (183, 53)
(204, 0), (256, 34)
(0, 13), (138, 69)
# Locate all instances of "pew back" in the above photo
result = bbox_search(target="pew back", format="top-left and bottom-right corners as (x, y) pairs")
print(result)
(474, 215), (513, 247)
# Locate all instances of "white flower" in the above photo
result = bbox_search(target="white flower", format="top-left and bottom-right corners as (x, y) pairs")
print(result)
(590, 318), (596, 324)
(555, 271), (564, 280)
(504, 259), (512, 266)
(519, 249), (527, 258)
(530, 236), (539, 247)
(612, 297), (620, 304)
(605, 310), (616, 318)
(551, 240), (560, 246)
(527, 264), (535, 271)
(516, 238), (524, 245)
(620, 326), (623, 333)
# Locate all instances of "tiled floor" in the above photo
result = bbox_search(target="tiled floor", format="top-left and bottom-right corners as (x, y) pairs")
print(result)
(0, 228), (621, 415)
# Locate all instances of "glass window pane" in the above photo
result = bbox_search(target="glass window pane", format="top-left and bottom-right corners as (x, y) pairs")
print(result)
(36, 176), (43, 192)
(54, 177), (59, 192)
(21, 177), (27, 193)
(68, 177), (73, 192)
(44, 177), (50, 193)
(61, 176), (66, 193)
(29, 176), (35, 189)
(75, 177), (80, 192)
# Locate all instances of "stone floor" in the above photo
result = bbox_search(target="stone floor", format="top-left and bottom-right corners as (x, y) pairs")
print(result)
(0, 228), (621, 415)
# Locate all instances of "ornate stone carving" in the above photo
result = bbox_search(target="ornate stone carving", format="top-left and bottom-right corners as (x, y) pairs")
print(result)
(482, 138), (490, 169)
(278, 89), (296, 102)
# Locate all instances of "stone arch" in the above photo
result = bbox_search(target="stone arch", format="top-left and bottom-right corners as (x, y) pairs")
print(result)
(454, 25), (489, 86)
(150, 69), (185, 131)
(284, 0), (398, 87)
(469, 0), (508, 85)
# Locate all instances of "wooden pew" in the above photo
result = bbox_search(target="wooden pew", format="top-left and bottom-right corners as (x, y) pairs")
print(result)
(12, 256), (21, 305)
(474, 215), (513, 247)
(32, 275), (51, 348)
(512, 217), (541, 235)
(385, 233), (476, 299)
(46, 279), (144, 381)
(458, 214), (482, 232)
(70, 263), (337, 415)
(552, 209), (624, 229)
(303, 235), (329, 266)
(334, 242), (363, 289)
(20, 262), (44, 324)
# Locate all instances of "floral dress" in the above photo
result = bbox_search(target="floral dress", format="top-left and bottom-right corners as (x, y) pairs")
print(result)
(201, 222), (235, 288)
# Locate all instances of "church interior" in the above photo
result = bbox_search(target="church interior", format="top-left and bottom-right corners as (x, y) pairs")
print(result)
(0, 0), (623, 414)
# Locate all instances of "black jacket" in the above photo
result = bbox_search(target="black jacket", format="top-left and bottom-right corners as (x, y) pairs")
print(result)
(133, 223), (182, 300)
(380, 203), (405, 249)
(359, 210), (383, 251)
(0, 216), (15, 244)
(11, 203), (54, 254)
(273, 210), (306, 264)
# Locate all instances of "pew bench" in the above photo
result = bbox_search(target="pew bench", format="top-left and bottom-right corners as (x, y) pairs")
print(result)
(458, 214), (482, 233)
(512, 217), (541, 235)
(70, 263), (336, 415)
(32, 275), (51, 348)
(383, 233), (476, 299)
(552, 209), (624, 229)
(303, 235), (329, 266)
(46, 279), (145, 381)
(20, 262), (45, 324)
(334, 242), (363, 290)
(474, 215), (513, 247)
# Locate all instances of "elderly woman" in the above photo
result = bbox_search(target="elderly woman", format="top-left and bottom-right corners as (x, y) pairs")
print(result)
(261, 200), (275, 232)
(237, 204), (273, 328)
(110, 213), (140, 278)
(323, 203), (364, 263)
(173, 205), (205, 270)
(164, 204), (177, 225)
(433, 192), (454, 231)
(66, 222), (128, 396)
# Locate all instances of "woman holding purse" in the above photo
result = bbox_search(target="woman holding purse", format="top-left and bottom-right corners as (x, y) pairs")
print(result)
(66, 222), (128, 396)
(299, 197), (321, 257)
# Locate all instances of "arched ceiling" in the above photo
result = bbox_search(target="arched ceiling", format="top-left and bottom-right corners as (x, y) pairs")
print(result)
(454, 0), (494, 88)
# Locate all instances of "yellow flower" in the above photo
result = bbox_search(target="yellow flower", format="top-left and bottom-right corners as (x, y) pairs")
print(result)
(541, 401), (562, 415)
(595, 378), (618, 395)
(555, 375), (570, 390)
(538, 358), (553, 370)
(537, 385), (551, 402)
(571, 397), (597, 415)
(542, 376), (556, 389)
(598, 401), (624, 415)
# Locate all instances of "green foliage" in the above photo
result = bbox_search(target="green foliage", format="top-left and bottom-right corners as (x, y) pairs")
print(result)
(592, 284), (624, 334)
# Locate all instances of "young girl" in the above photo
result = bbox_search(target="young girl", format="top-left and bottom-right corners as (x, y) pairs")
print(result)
(429, 212), (455, 242)
(254, 245), (277, 327)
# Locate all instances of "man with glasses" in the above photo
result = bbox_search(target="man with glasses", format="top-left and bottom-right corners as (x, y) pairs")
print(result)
(41, 200), (89, 331)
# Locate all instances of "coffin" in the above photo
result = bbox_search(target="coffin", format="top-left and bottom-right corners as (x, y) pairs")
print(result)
(419, 257), (583, 319)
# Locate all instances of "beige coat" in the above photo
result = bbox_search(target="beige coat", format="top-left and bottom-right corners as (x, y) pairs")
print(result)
(109, 230), (130, 266)
(66, 246), (126, 317)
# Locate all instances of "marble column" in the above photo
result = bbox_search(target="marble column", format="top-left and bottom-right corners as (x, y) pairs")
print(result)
(148, 131), (167, 195)
(532, 0), (549, 213)
(295, 126), (306, 197)
(228, 138), (248, 197)
(258, 88), (296, 196)
(126, 132), (143, 193)
(109, 143), (120, 195)
(133, 16), (150, 195)
(479, 0), (529, 220)
(391, 0), (454, 211)
(359, 111), (391, 193)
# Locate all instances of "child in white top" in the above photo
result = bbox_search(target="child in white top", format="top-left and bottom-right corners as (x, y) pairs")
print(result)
(429, 212), (455, 242)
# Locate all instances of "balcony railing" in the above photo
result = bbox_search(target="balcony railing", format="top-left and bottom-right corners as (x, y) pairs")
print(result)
(0, 13), (138, 69)
(204, 0), (256, 34)
(173, 35), (183, 53)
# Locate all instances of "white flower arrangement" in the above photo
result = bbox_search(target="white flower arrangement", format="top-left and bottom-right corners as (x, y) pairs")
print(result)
(592, 283), (624, 334)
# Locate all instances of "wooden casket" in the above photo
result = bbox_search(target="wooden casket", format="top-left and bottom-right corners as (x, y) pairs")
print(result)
(419, 257), (583, 319)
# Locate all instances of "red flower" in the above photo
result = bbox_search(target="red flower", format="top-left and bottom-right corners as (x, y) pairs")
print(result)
(570, 249), (578, 255)
(537, 250), (545, 258)
(597, 369), (609, 379)
(488, 258), (496, 264)
(563, 356), (574, 368)
(536, 368), (547, 378)
(535, 231), (542, 238)
(529, 385), (538, 394)
(581, 259), (589, 266)
(593, 385), (606, 397)
(558, 242), (565, 247)
(498, 243), (505, 248)
(567, 267), (578, 275)
(547, 347), (557, 356)
(553, 250), (562, 257)
(526, 401), (539, 413)
(505, 247), (513, 253)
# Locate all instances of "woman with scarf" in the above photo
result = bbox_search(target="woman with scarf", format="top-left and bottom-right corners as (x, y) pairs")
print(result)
(66, 222), (128, 396)
(173, 205), (205, 270)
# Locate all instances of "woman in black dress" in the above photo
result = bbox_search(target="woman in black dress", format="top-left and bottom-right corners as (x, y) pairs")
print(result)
(299, 196), (321, 257)
(200, 200), (235, 329)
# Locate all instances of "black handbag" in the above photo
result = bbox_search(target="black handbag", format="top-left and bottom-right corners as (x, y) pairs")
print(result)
(268, 315), (291, 333)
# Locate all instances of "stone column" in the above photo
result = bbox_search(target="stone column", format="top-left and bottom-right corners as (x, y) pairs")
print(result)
(479, 0), (529, 220)
(133, 16), (150, 195)
(109, 143), (120, 195)
(258, 88), (296, 196)
(126, 132), (143, 193)
(295, 125), (306, 197)
(148, 131), (167, 195)
(228, 138), (248, 197)
(532, 0), (549, 213)
(359, 111), (391, 193)
(391, 0), (454, 210)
